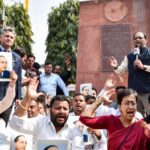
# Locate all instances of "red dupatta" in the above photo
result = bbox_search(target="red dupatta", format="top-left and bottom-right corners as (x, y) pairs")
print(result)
(108, 121), (150, 150)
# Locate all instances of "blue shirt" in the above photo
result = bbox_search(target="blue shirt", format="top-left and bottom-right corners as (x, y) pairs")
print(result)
(39, 73), (68, 96)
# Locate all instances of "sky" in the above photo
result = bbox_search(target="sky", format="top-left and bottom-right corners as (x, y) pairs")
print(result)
(4, 0), (67, 64)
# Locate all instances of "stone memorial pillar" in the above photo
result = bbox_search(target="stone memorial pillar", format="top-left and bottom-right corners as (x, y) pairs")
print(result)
(76, 0), (150, 92)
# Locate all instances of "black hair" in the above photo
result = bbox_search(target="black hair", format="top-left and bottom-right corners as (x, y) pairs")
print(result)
(85, 95), (96, 101)
(13, 48), (26, 58)
(37, 96), (46, 112)
(92, 87), (97, 94)
(14, 135), (26, 143)
(73, 93), (85, 99)
(37, 95), (46, 105)
(133, 32), (147, 39)
(44, 145), (58, 150)
(34, 62), (41, 70)
(81, 86), (88, 91)
(44, 62), (52, 66)
(64, 54), (71, 60)
(54, 64), (61, 68)
(27, 54), (35, 60)
(50, 95), (70, 109)
(117, 88), (138, 105)
(115, 86), (126, 93)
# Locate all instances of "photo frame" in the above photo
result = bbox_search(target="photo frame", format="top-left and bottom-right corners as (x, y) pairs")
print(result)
(36, 139), (70, 150)
(0, 52), (12, 82)
(80, 83), (92, 95)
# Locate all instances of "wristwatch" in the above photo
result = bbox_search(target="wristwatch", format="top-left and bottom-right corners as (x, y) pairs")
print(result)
(114, 65), (118, 70)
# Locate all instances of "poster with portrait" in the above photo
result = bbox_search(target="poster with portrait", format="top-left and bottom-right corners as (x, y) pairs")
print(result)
(0, 52), (12, 81)
(80, 83), (92, 96)
(36, 139), (70, 150)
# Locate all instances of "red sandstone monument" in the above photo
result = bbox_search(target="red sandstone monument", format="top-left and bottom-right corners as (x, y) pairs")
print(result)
(76, 0), (150, 92)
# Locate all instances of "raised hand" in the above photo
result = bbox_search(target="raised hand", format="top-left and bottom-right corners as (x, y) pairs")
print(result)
(9, 71), (18, 87)
(87, 128), (101, 140)
(144, 123), (150, 138)
(97, 88), (116, 104)
(26, 77), (44, 100)
(109, 56), (118, 68)
(104, 74), (117, 90)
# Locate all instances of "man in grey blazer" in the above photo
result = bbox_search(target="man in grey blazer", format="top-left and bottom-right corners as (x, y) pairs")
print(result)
(0, 26), (22, 125)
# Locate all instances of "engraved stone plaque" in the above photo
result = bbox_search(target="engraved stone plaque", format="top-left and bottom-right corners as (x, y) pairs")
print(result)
(101, 24), (132, 72)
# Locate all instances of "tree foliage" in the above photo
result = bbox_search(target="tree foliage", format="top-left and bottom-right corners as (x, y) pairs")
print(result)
(0, 0), (4, 21)
(46, 0), (79, 83)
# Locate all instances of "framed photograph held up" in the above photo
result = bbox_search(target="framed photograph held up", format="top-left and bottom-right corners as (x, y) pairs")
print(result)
(0, 52), (12, 81)
(80, 83), (92, 95)
(36, 139), (70, 150)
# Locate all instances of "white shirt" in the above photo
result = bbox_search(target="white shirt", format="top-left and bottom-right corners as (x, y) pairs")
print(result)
(0, 119), (10, 150)
(8, 115), (42, 150)
(9, 115), (84, 150)
(115, 55), (150, 74)
(69, 112), (107, 150)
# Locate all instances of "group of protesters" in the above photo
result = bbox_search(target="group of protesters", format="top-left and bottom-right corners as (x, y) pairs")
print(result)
(0, 26), (150, 150)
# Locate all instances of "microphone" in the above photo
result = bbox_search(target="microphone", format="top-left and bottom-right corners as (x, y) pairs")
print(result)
(133, 45), (140, 60)
(133, 45), (140, 69)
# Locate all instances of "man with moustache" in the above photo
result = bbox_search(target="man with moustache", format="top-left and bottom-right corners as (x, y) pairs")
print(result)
(109, 32), (150, 117)
(69, 93), (107, 149)
(9, 78), (84, 150)
(70, 93), (86, 116)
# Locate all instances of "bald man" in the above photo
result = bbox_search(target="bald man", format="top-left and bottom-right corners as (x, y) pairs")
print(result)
(109, 31), (150, 117)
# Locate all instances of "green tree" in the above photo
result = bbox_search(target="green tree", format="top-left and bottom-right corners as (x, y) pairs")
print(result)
(2, 3), (33, 54)
(0, 0), (4, 25)
(0, 0), (4, 11)
(0, 0), (3, 6)
(46, 0), (79, 83)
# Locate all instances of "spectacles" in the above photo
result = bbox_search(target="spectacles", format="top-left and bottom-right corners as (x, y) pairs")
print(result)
(122, 102), (136, 107)
(134, 36), (144, 40)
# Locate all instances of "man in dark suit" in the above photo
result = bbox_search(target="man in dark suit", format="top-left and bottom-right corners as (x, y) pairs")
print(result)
(0, 26), (22, 125)
(54, 55), (71, 95)
(0, 70), (10, 78)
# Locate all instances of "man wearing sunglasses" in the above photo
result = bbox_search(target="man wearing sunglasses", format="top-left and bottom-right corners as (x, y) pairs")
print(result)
(109, 32), (150, 117)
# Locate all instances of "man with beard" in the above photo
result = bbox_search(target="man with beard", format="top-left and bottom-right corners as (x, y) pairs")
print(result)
(9, 78), (84, 150)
